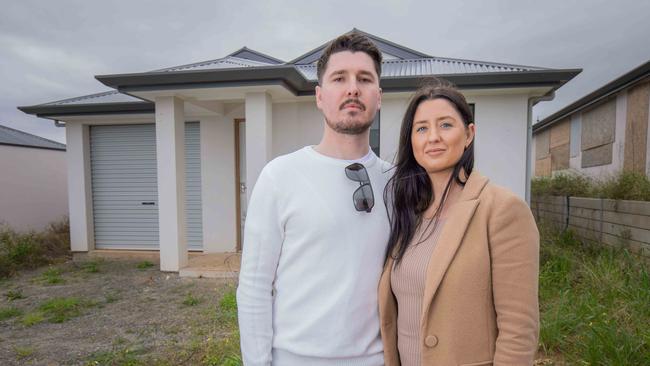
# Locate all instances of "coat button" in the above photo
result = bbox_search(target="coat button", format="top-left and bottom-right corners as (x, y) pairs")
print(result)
(425, 335), (438, 347)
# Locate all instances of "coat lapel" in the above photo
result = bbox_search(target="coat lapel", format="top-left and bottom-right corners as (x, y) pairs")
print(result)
(420, 172), (488, 328)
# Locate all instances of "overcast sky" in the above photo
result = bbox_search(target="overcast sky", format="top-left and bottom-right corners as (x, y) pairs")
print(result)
(2, 0), (649, 144)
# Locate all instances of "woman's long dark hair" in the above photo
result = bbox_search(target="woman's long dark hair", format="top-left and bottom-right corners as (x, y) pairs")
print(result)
(384, 78), (475, 265)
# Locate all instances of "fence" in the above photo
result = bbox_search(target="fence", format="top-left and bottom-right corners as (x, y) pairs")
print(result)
(531, 195), (650, 258)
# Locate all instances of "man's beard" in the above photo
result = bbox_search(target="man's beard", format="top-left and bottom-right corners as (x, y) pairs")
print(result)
(325, 114), (375, 135)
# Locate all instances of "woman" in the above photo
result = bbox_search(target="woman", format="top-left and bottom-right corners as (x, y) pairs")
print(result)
(379, 79), (539, 366)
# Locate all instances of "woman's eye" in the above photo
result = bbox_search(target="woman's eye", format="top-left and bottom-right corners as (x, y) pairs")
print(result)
(416, 126), (427, 133)
(440, 122), (453, 128)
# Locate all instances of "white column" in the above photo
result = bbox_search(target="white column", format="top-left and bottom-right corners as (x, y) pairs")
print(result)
(155, 96), (187, 271)
(200, 116), (237, 252)
(244, 92), (272, 201)
(65, 122), (94, 252)
(379, 97), (410, 163)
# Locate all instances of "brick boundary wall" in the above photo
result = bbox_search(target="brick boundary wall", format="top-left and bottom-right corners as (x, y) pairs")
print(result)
(531, 195), (650, 258)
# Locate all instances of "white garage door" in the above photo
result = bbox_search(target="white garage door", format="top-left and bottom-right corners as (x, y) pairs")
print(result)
(90, 123), (202, 250)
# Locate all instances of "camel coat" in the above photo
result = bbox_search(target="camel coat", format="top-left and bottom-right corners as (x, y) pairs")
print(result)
(378, 172), (539, 366)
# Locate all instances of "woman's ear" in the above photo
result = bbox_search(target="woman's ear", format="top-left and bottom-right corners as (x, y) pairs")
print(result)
(466, 123), (476, 148)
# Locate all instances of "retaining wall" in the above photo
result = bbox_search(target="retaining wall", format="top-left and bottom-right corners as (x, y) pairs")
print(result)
(531, 195), (650, 257)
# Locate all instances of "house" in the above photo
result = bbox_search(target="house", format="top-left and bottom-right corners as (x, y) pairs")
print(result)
(0, 124), (67, 231)
(18, 29), (580, 272)
(532, 60), (650, 177)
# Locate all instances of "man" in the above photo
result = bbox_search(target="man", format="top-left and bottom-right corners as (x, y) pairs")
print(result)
(237, 32), (391, 366)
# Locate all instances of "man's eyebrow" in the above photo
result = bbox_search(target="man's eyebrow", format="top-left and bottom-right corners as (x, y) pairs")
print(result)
(358, 70), (376, 78)
(328, 70), (346, 77)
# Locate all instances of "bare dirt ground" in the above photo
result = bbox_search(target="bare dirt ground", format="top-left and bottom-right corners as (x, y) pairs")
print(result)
(0, 258), (237, 366)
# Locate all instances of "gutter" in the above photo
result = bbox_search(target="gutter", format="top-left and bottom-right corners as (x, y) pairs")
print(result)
(526, 92), (555, 204)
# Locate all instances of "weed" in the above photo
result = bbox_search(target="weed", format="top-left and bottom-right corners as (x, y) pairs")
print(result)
(40, 267), (65, 285)
(21, 312), (45, 326)
(538, 225), (650, 363)
(85, 345), (146, 366)
(104, 291), (121, 304)
(0, 218), (70, 279)
(216, 288), (238, 324)
(81, 260), (100, 273)
(136, 261), (154, 270)
(38, 296), (97, 323)
(14, 345), (35, 359)
(182, 293), (200, 307)
(4, 288), (25, 300)
(532, 170), (650, 201)
(0, 306), (23, 321)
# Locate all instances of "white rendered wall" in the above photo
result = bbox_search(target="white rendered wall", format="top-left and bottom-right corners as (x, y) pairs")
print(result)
(380, 97), (410, 164)
(200, 116), (237, 253)
(0, 145), (68, 232)
(270, 94), (531, 199)
(469, 94), (529, 199)
(271, 101), (323, 157)
(382, 93), (531, 199)
(64, 122), (94, 252)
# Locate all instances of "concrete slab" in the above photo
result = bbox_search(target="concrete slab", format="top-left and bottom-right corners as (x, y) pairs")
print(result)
(73, 250), (160, 263)
(179, 252), (241, 279)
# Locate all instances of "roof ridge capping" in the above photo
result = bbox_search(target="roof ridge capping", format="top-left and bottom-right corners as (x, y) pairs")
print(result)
(288, 28), (432, 65)
(229, 47), (284, 64)
(153, 47), (284, 73)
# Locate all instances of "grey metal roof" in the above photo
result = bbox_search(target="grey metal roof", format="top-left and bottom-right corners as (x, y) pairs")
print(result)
(533, 60), (650, 133)
(296, 57), (548, 81)
(19, 30), (581, 119)
(290, 28), (432, 64)
(155, 56), (274, 73)
(40, 90), (143, 106)
(18, 90), (153, 118)
(0, 124), (66, 151)
(228, 47), (284, 64)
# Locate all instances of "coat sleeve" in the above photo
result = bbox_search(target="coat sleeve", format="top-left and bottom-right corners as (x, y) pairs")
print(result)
(488, 191), (540, 365)
(236, 165), (285, 366)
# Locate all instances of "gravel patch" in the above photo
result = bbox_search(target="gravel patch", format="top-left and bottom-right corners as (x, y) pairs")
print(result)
(0, 259), (236, 365)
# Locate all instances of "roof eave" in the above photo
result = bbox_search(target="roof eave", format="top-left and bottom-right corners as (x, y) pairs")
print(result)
(533, 61), (650, 134)
(0, 142), (66, 151)
(21, 68), (581, 117)
(95, 65), (310, 94)
(379, 69), (581, 92)
(18, 102), (154, 119)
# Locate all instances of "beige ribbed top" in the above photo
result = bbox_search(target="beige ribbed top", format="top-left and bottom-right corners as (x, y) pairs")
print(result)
(390, 218), (445, 366)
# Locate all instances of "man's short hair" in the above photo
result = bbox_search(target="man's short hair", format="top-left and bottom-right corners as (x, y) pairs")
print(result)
(316, 32), (383, 84)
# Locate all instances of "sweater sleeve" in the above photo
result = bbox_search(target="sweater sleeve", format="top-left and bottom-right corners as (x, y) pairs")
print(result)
(488, 192), (540, 365)
(237, 166), (285, 366)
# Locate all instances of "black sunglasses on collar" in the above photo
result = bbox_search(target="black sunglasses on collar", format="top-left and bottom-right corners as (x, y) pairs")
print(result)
(345, 163), (374, 213)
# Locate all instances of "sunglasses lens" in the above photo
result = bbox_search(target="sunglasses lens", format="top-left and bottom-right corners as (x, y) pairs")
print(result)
(353, 184), (374, 212)
(345, 163), (370, 182)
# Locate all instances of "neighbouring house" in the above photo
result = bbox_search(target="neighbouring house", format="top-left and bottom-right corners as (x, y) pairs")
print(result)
(533, 60), (650, 178)
(18, 29), (580, 272)
(0, 124), (67, 231)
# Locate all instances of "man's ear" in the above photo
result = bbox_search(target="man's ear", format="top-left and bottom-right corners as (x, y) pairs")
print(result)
(315, 85), (322, 109)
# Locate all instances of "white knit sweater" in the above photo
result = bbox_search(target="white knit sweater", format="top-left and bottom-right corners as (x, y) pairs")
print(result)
(237, 146), (392, 366)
